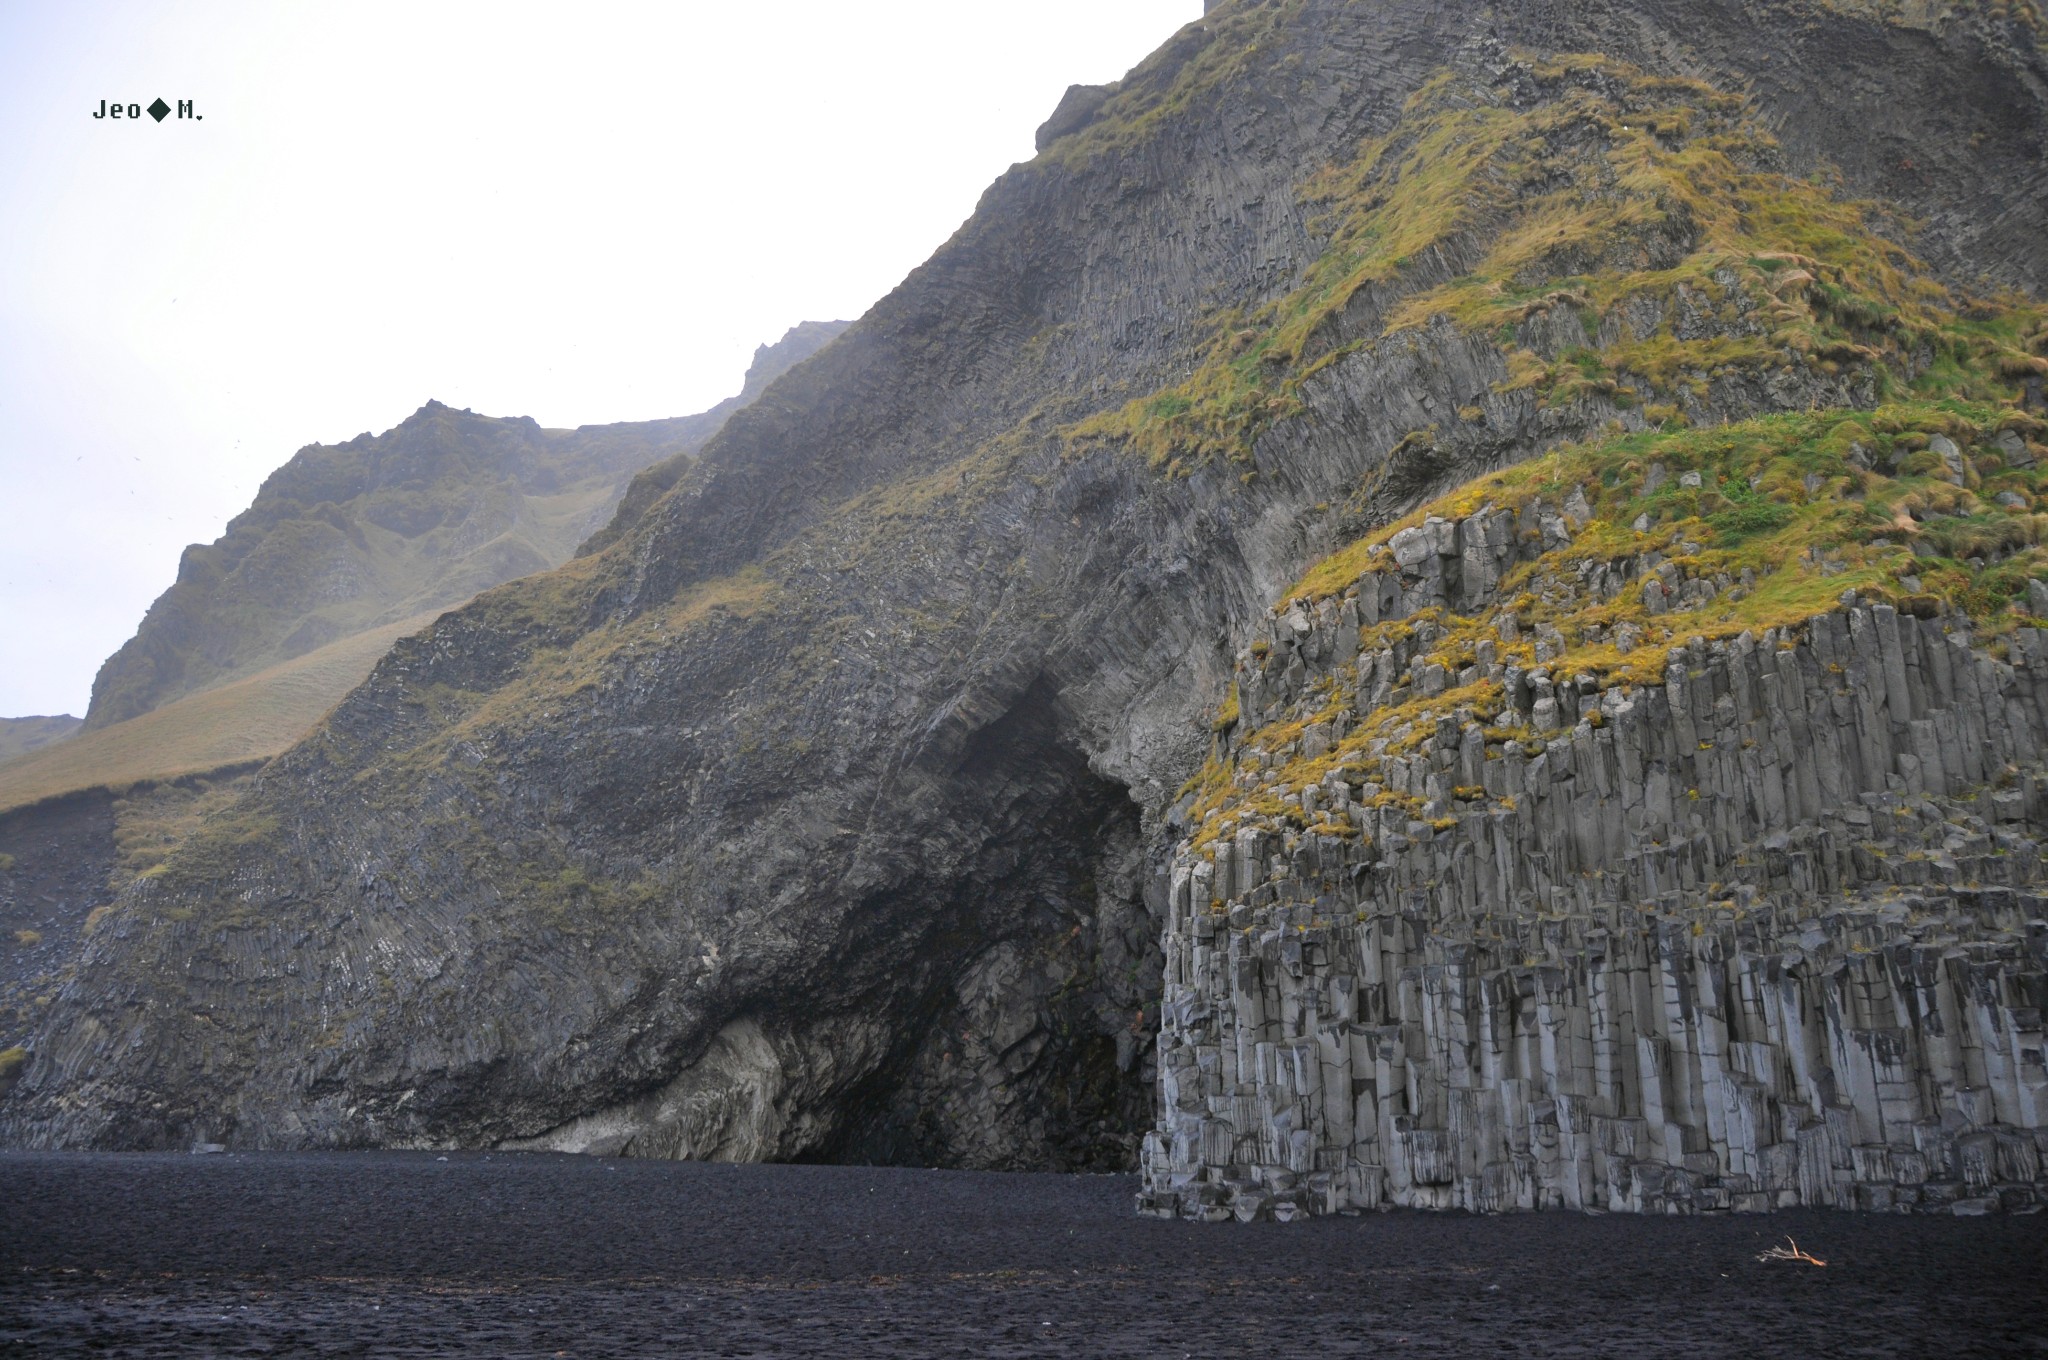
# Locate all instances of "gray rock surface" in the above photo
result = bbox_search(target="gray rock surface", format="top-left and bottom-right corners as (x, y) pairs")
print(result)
(1141, 499), (2048, 1217)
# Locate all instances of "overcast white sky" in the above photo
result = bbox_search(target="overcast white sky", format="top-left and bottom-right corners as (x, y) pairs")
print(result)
(0, 0), (1200, 718)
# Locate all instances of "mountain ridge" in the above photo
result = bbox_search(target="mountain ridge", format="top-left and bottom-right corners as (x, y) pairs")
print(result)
(2, 0), (2043, 1182)
(0, 717), (80, 765)
(82, 320), (851, 733)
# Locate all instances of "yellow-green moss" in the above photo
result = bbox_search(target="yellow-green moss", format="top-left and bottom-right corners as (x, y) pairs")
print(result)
(1189, 322), (2048, 843)
(1065, 49), (2035, 472)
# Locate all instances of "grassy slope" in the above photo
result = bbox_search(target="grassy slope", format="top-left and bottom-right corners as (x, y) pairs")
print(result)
(0, 717), (80, 764)
(0, 610), (444, 813)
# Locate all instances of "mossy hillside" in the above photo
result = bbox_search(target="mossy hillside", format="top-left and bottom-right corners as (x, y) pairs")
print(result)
(65, 36), (2044, 955)
(1183, 334), (2048, 851)
(1033, 0), (1310, 172)
(1063, 50), (2038, 474)
(0, 612), (446, 816)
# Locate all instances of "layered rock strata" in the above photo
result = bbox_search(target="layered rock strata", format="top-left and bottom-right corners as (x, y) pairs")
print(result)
(1141, 505), (2048, 1218)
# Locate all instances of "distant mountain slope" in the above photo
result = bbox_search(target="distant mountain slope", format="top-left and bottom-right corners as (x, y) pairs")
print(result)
(83, 321), (850, 732)
(0, 321), (850, 1052)
(0, 717), (79, 764)
(0, 614), (432, 814)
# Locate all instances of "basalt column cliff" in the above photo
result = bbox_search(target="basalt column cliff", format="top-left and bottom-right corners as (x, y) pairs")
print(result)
(3, 0), (2046, 1204)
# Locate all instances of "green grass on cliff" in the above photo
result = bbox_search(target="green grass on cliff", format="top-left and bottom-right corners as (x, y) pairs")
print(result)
(1185, 330), (2048, 849)
(1061, 50), (2039, 474)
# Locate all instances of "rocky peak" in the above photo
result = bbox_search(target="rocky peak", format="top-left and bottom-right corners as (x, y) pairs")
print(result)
(738, 321), (853, 404)
(1035, 83), (1116, 152)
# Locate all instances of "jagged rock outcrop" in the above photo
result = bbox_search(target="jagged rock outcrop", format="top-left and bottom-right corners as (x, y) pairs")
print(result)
(1141, 494), (2048, 1216)
(1035, 84), (1115, 153)
(3, 0), (2045, 1179)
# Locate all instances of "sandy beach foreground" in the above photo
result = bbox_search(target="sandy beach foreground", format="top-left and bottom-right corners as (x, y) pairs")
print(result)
(2, 1150), (2043, 1357)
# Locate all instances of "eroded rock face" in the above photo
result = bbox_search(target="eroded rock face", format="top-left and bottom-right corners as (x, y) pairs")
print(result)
(3, 0), (2045, 1170)
(1142, 491), (2048, 1218)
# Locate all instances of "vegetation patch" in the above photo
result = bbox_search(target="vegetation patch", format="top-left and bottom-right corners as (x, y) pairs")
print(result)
(1184, 313), (2047, 848)
(1064, 50), (2035, 473)
(0, 615), (439, 816)
(108, 772), (260, 892)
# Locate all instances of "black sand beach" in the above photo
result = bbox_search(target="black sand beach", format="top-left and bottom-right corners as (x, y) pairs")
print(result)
(2, 1151), (2043, 1358)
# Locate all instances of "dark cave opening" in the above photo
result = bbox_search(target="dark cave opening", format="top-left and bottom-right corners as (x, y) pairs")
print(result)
(801, 674), (1157, 1171)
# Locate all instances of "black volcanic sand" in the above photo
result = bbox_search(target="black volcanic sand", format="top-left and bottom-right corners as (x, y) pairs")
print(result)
(2, 1152), (2044, 1357)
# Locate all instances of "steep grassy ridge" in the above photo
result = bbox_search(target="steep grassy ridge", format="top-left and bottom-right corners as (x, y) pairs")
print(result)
(0, 613), (437, 814)
(82, 406), (693, 732)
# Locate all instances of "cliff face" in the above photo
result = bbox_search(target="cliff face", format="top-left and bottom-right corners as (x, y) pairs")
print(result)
(0, 790), (119, 1061)
(3, 0), (2045, 1185)
(1141, 490), (2048, 1217)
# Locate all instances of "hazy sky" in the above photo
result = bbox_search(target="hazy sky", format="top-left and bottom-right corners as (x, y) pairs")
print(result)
(0, 0), (1201, 718)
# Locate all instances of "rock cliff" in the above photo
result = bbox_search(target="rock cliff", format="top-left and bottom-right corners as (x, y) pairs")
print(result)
(1141, 479), (2048, 1217)
(3, 0), (2045, 1198)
